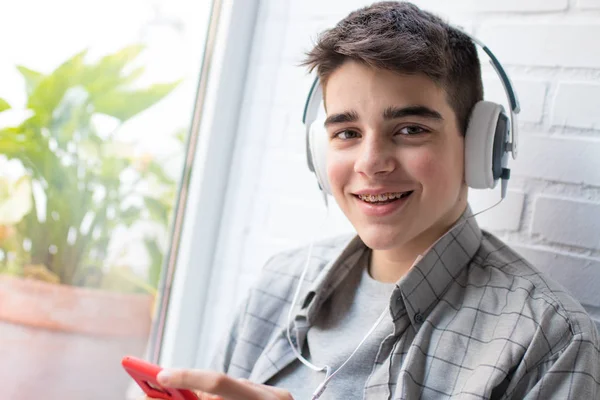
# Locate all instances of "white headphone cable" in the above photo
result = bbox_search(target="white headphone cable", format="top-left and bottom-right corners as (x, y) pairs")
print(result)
(309, 308), (388, 399)
(285, 219), (390, 400)
(285, 192), (330, 376)
(285, 193), (393, 400)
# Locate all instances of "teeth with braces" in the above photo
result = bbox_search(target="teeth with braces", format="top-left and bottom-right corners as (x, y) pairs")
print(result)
(357, 192), (411, 203)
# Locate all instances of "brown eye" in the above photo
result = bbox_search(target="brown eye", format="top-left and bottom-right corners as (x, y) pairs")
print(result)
(398, 126), (426, 135)
(335, 129), (360, 140)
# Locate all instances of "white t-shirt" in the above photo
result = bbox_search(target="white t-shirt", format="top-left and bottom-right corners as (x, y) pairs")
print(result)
(268, 252), (396, 399)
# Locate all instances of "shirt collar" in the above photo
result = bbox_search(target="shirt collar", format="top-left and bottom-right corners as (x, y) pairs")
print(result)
(398, 205), (482, 329)
(295, 205), (482, 329)
(297, 235), (367, 323)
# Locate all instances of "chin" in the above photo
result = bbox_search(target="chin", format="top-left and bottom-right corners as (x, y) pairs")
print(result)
(355, 224), (408, 251)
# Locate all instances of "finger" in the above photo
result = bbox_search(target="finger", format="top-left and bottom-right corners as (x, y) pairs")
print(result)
(135, 390), (219, 400)
(237, 379), (293, 400)
(197, 393), (225, 400)
(157, 369), (272, 400)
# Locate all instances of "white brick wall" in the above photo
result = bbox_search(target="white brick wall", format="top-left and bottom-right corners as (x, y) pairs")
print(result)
(509, 244), (600, 308)
(469, 189), (526, 231)
(531, 196), (600, 249)
(290, 0), (570, 16)
(414, 0), (569, 13)
(513, 135), (600, 186)
(577, 0), (600, 10)
(199, 0), (600, 364)
(483, 77), (547, 124)
(478, 23), (600, 68)
(552, 82), (600, 129)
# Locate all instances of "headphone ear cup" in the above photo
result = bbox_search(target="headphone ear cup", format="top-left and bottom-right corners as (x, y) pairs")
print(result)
(308, 121), (332, 195)
(465, 101), (507, 190)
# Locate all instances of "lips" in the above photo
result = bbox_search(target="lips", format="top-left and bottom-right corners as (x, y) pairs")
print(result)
(352, 190), (414, 217)
(356, 191), (413, 203)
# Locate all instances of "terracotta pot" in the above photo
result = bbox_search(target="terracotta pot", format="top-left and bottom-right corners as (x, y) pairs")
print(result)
(0, 275), (153, 400)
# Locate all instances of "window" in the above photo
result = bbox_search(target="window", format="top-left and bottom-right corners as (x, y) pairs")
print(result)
(0, 0), (215, 398)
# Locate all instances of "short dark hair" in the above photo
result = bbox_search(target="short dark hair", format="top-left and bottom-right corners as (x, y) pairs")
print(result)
(302, 1), (483, 135)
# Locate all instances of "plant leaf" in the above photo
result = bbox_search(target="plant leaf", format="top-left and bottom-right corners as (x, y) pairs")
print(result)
(50, 87), (92, 147)
(27, 50), (87, 122)
(0, 97), (10, 113)
(0, 127), (36, 158)
(0, 176), (33, 225)
(82, 45), (145, 94)
(92, 81), (180, 121)
(147, 160), (174, 185)
(174, 128), (188, 144)
(16, 66), (44, 95)
(143, 196), (169, 226)
(120, 206), (142, 227)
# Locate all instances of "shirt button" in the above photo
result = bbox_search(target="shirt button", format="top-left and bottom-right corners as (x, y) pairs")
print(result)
(414, 313), (424, 324)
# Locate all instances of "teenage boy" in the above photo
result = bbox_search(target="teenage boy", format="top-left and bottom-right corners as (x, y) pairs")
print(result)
(144, 2), (600, 399)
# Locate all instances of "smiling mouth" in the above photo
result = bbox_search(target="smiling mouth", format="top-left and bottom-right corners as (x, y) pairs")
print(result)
(355, 191), (414, 205)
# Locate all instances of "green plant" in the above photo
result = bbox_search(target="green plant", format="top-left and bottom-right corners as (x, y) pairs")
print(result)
(0, 46), (182, 294)
(0, 175), (32, 276)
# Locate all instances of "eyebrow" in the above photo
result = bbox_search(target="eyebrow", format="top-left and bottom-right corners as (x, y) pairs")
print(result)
(323, 105), (443, 127)
(383, 105), (443, 121)
(323, 110), (359, 127)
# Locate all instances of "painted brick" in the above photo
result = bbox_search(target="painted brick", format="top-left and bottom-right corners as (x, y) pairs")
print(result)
(288, 0), (373, 18)
(468, 189), (526, 231)
(282, 16), (334, 62)
(414, 0), (568, 13)
(478, 23), (600, 68)
(552, 82), (600, 129)
(483, 77), (547, 124)
(511, 244), (600, 310)
(577, 0), (600, 9)
(289, 0), (568, 17)
(531, 195), (600, 249)
(512, 134), (600, 187)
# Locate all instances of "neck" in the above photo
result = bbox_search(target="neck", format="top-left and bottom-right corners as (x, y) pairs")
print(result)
(369, 201), (468, 283)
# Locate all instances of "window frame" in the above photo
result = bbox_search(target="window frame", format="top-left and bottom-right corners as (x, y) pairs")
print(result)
(156, 0), (261, 369)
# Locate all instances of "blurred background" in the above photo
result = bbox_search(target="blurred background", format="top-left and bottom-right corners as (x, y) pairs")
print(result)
(0, 0), (211, 398)
(0, 0), (599, 399)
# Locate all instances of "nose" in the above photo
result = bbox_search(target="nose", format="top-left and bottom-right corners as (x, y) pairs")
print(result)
(353, 133), (396, 178)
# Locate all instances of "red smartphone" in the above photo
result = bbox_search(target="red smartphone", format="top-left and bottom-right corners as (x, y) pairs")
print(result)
(121, 356), (198, 400)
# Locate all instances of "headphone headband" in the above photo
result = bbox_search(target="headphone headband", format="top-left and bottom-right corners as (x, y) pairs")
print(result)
(303, 77), (324, 174)
(469, 35), (520, 158)
(302, 31), (521, 161)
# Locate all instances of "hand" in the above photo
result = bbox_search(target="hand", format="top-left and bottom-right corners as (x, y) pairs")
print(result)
(142, 368), (294, 400)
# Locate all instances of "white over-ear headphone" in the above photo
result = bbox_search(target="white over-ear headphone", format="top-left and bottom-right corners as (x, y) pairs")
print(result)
(302, 32), (521, 199)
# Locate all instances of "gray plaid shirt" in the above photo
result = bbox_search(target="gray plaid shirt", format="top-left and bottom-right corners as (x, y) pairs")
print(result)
(211, 207), (600, 399)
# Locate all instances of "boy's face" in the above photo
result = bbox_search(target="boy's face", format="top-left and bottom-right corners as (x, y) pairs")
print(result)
(323, 61), (468, 255)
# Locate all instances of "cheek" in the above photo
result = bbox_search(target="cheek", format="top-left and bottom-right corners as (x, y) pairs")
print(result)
(405, 147), (463, 192)
(404, 150), (438, 183)
(326, 150), (351, 195)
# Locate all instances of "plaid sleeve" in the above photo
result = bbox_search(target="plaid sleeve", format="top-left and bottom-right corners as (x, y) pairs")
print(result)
(519, 331), (600, 399)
